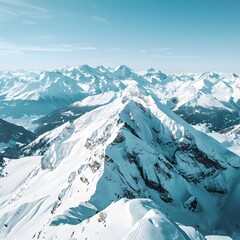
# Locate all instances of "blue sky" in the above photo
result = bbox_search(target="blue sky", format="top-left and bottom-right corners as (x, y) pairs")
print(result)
(0, 0), (239, 73)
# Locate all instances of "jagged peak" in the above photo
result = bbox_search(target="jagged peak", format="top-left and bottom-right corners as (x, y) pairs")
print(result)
(95, 65), (109, 72)
(232, 73), (239, 78)
(199, 71), (221, 79)
(40, 70), (64, 79)
(147, 67), (156, 72)
(114, 65), (133, 73)
(77, 64), (95, 73)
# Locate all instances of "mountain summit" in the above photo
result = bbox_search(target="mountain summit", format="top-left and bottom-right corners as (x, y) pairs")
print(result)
(1, 86), (240, 239)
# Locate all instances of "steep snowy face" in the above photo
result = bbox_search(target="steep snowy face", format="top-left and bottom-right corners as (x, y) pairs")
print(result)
(114, 65), (135, 79)
(3, 86), (239, 239)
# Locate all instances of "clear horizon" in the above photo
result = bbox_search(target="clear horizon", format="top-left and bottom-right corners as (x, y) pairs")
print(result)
(0, 0), (239, 73)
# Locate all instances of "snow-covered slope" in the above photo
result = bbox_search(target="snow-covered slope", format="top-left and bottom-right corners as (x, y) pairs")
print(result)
(34, 91), (117, 135)
(1, 70), (85, 101)
(1, 86), (240, 239)
(42, 198), (206, 240)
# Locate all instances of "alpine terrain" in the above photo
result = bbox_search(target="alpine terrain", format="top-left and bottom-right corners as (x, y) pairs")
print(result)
(0, 65), (239, 240)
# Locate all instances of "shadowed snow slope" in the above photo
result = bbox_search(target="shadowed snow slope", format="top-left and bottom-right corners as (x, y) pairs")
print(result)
(0, 86), (239, 239)
(0, 118), (36, 162)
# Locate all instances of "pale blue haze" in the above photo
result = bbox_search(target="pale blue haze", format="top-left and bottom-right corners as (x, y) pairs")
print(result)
(0, 0), (239, 72)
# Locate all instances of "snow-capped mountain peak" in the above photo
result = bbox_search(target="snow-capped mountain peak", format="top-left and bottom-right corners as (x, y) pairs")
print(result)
(2, 86), (238, 239)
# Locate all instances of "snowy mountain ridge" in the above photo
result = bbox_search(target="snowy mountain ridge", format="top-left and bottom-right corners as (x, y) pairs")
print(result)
(1, 86), (240, 239)
(2, 66), (239, 166)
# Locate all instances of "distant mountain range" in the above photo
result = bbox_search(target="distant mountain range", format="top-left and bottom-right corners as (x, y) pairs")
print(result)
(1, 66), (239, 132)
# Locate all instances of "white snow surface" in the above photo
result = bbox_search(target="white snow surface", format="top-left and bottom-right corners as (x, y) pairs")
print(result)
(72, 91), (116, 107)
(0, 86), (240, 239)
